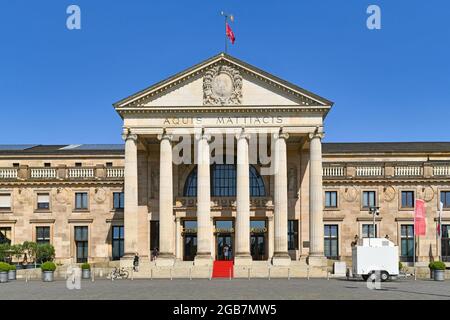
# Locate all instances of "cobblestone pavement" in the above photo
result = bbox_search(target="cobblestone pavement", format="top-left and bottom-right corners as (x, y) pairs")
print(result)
(0, 278), (449, 300)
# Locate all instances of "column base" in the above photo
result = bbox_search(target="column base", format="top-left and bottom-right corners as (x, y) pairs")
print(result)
(307, 255), (327, 267)
(194, 254), (213, 266)
(272, 252), (291, 266)
(156, 253), (175, 267)
(234, 254), (253, 266)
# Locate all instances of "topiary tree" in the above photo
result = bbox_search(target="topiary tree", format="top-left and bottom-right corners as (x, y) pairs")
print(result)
(40, 261), (56, 272)
(429, 261), (446, 270)
(36, 244), (55, 263)
(0, 262), (10, 272)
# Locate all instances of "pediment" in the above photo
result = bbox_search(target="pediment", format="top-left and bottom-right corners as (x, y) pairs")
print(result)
(114, 53), (333, 112)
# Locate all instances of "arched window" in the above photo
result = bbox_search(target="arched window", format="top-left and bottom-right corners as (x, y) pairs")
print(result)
(183, 164), (266, 197)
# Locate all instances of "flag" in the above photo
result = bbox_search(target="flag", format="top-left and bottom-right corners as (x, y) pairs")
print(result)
(437, 201), (443, 236)
(226, 22), (235, 44)
(414, 199), (426, 236)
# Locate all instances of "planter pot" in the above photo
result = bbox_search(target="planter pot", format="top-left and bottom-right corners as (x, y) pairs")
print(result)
(0, 271), (8, 283)
(82, 269), (91, 279)
(15, 265), (23, 270)
(434, 270), (445, 281)
(42, 271), (54, 282)
(8, 270), (16, 280)
(25, 264), (35, 270)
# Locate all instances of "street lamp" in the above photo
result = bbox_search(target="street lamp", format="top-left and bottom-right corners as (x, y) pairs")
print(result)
(369, 206), (380, 246)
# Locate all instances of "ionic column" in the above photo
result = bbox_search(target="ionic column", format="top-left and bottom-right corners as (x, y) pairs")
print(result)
(235, 128), (252, 265)
(272, 130), (291, 266)
(194, 131), (213, 265)
(156, 131), (175, 266)
(308, 130), (326, 266)
(121, 129), (138, 263)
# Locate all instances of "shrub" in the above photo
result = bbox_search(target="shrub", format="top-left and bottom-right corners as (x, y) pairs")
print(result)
(398, 262), (403, 270)
(0, 243), (11, 262)
(40, 261), (56, 272)
(9, 264), (16, 271)
(0, 262), (10, 272)
(429, 261), (446, 270)
(36, 244), (55, 263)
(81, 263), (90, 270)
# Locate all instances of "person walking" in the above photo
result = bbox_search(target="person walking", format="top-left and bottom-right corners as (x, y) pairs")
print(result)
(133, 252), (139, 272)
(223, 244), (229, 261)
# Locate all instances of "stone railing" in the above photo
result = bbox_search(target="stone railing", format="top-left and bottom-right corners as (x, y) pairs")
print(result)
(323, 166), (346, 177)
(0, 168), (17, 179)
(394, 166), (423, 176)
(30, 168), (57, 179)
(106, 167), (124, 178)
(433, 165), (450, 176)
(356, 166), (384, 177)
(68, 167), (95, 179)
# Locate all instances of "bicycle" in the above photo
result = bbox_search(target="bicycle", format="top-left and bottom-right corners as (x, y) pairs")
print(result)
(109, 267), (129, 280)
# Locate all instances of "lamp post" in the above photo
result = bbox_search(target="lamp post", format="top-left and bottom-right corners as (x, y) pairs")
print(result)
(369, 206), (380, 246)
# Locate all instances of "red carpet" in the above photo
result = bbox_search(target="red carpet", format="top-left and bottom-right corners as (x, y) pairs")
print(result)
(212, 260), (234, 278)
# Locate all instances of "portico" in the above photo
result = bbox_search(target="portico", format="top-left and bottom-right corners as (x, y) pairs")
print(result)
(114, 53), (333, 270)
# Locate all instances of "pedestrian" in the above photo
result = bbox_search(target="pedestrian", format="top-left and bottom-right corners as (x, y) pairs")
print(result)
(223, 244), (229, 261)
(133, 252), (139, 272)
(152, 247), (159, 261)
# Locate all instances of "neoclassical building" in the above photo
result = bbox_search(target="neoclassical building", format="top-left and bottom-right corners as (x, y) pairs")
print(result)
(1, 53), (449, 276)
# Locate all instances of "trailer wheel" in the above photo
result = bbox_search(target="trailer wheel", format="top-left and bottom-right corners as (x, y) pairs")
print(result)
(362, 275), (369, 281)
(380, 271), (390, 282)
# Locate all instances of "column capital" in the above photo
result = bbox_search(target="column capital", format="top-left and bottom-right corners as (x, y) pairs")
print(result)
(157, 132), (173, 142)
(235, 128), (251, 141)
(273, 132), (289, 140)
(308, 131), (324, 141)
(195, 132), (212, 142)
(122, 128), (138, 142)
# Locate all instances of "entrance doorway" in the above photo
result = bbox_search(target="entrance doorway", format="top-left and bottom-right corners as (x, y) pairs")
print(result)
(215, 220), (234, 260)
(250, 220), (267, 260)
(182, 220), (197, 261)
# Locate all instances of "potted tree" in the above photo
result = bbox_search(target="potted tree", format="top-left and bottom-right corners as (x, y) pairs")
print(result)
(8, 264), (16, 280)
(36, 244), (55, 264)
(429, 261), (446, 281)
(81, 263), (91, 279)
(41, 261), (56, 282)
(0, 262), (10, 283)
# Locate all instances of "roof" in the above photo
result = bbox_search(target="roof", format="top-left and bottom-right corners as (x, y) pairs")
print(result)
(0, 144), (124, 156)
(322, 142), (450, 154)
(113, 52), (334, 108)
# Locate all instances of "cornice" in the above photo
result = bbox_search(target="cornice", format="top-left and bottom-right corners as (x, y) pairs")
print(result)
(0, 180), (124, 188)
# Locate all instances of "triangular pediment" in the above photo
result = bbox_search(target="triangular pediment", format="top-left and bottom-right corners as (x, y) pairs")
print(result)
(113, 53), (333, 111)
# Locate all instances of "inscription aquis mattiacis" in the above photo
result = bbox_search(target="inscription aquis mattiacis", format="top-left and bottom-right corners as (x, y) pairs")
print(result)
(162, 116), (283, 126)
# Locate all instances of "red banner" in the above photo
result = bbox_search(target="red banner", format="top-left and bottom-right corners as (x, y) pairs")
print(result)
(415, 199), (426, 236)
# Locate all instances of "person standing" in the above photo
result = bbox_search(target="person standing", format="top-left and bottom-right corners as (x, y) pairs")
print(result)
(133, 252), (139, 272)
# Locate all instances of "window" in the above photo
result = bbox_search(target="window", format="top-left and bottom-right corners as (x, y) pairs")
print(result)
(37, 193), (50, 210)
(150, 221), (159, 251)
(44, 163), (51, 167)
(288, 220), (299, 250)
(112, 226), (124, 260)
(400, 225), (414, 262)
(75, 192), (88, 210)
(36, 227), (50, 245)
(106, 162), (113, 167)
(362, 224), (377, 238)
(324, 225), (339, 259)
(12, 163), (19, 167)
(442, 225), (450, 262)
(441, 191), (450, 208)
(183, 165), (266, 197)
(75, 226), (88, 263)
(75, 163), (82, 167)
(0, 194), (11, 210)
(401, 191), (415, 208)
(362, 191), (376, 208)
(0, 227), (11, 245)
(325, 191), (338, 208)
(113, 192), (124, 210)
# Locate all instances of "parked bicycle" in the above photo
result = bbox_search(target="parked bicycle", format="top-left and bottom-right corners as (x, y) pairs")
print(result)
(109, 267), (129, 280)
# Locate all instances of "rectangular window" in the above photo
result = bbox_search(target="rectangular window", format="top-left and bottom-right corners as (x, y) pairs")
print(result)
(288, 220), (299, 250)
(401, 191), (415, 208)
(0, 194), (11, 210)
(0, 227), (11, 245)
(362, 224), (377, 238)
(112, 226), (124, 261)
(36, 226), (50, 245)
(75, 163), (82, 167)
(113, 192), (124, 209)
(442, 225), (450, 262)
(75, 226), (88, 263)
(325, 191), (338, 208)
(37, 193), (50, 210)
(441, 191), (450, 208)
(400, 225), (414, 262)
(324, 225), (339, 259)
(150, 221), (159, 251)
(362, 191), (376, 208)
(44, 163), (51, 167)
(75, 192), (88, 210)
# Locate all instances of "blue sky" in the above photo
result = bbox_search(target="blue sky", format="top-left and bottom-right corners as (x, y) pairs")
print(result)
(0, 0), (449, 144)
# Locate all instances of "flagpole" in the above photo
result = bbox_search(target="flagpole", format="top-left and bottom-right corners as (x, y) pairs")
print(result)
(221, 11), (228, 54)
(413, 205), (416, 280)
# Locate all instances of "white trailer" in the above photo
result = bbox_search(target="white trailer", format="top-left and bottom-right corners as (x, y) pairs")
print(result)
(352, 238), (399, 281)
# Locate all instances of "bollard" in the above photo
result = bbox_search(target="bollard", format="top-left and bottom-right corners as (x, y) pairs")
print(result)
(268, 268), (271, 280)
(248, 268), (250, 280)
(170, 268), (173, 281)
(189, 268), (192, 281)
(151, 268), (153, 280)
(209, 267), (212, 281)
(91, 268), (95, 282)
(307, 266), (310, 280)
(229, 268), (232, 281)
(288, 268), (291, 280)
(327, 271), (330, 280)
(131, 267), (134, 281)
(414, 267), (417, 281)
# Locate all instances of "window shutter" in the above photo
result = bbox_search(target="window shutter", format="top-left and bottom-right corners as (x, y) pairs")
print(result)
(0, 194), (11, 208)
(38, 194), (50, 203)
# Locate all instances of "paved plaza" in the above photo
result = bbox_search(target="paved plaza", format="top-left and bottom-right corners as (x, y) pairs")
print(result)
(0, 278), (449, 300)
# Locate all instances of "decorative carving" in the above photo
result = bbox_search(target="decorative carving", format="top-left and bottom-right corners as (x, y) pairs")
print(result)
(17, 188), (31, 205)
(55, 188), (69, 204)
(203, 65), (242, 105)
(422, 186), (435, 202)
(344, 186), (358, 202)
(384, 186), (396, 202)
(94, 188), (107, 204)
